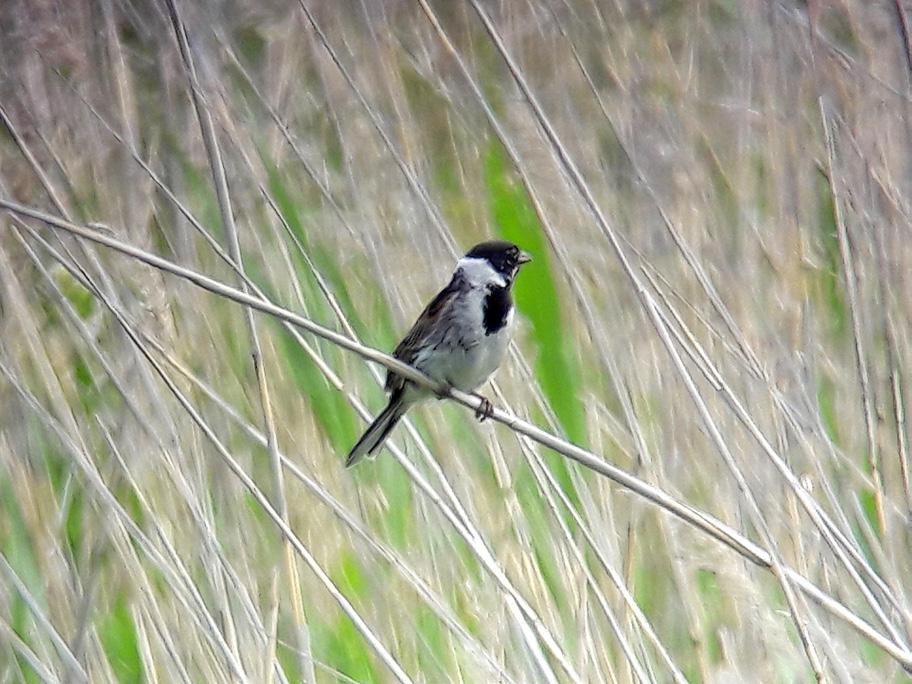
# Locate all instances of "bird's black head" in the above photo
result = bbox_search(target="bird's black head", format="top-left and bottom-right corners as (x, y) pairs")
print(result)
(464, 240), (532, 283)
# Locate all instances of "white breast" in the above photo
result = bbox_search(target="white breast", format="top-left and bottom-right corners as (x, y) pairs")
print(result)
(412, 257), (515, 392)
(458, 306), (514, 390)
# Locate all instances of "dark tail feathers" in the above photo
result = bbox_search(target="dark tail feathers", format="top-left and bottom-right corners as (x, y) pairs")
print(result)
(346, 395), (405, 467)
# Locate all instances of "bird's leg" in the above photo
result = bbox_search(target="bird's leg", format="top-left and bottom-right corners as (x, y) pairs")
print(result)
(471, 392), (495, 422)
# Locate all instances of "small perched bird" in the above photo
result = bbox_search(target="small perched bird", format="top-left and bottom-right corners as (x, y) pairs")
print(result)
(346, 240), (532, 466)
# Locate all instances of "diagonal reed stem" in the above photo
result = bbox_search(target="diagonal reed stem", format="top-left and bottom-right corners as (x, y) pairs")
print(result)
(3, 196), (911, 671)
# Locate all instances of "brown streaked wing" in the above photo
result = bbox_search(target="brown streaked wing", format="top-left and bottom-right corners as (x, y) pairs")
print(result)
(384, 274), (462, 393)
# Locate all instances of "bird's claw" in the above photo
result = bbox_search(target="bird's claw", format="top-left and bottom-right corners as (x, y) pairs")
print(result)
(473, 394), (494, 422)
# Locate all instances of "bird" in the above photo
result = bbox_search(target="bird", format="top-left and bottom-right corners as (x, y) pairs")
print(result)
(346, 240), (532, 467)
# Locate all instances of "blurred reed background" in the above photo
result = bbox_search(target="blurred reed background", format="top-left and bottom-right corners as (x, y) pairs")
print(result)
(1, 0), (912, 682)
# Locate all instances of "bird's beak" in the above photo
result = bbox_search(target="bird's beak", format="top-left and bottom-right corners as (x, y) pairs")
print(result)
(518, 251), (533, 265)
